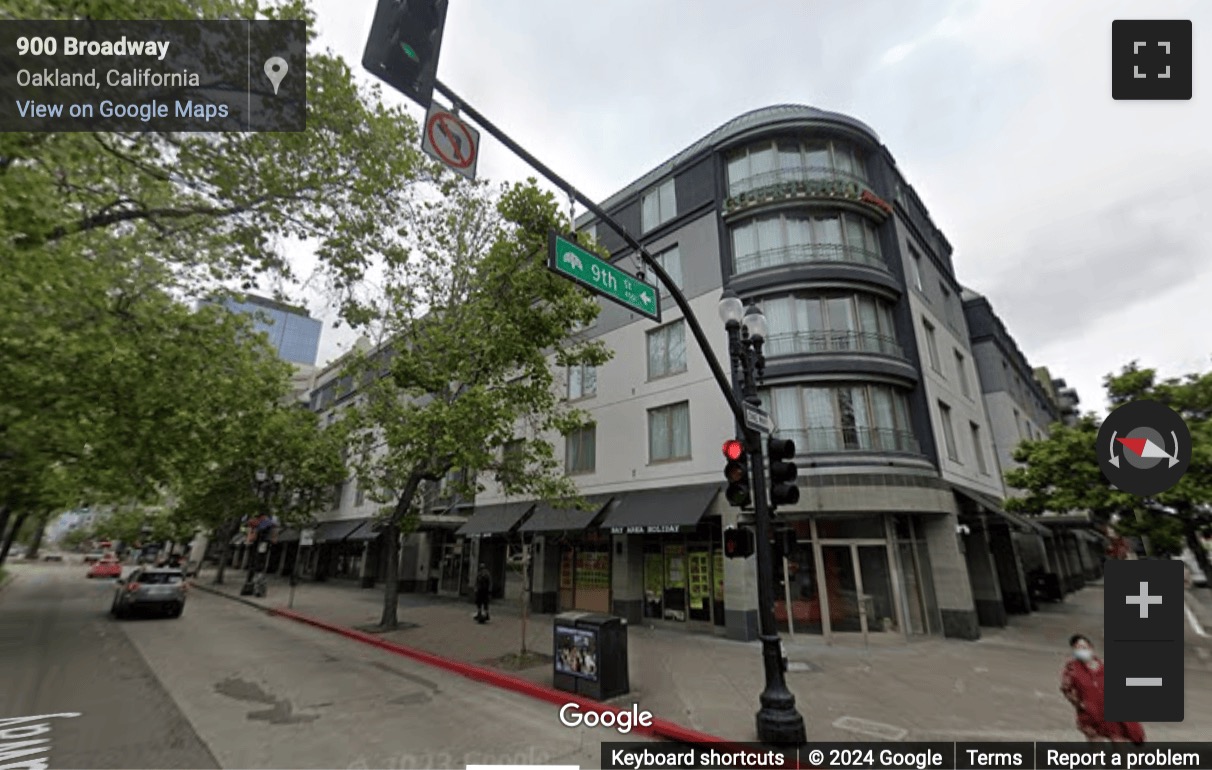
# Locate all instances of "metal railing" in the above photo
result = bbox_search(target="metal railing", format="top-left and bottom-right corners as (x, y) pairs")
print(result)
(764, 330), (903, 358)
(775, 427), (920, 455)
(729, 165), (870, 198)
(734, 242), (887, 274)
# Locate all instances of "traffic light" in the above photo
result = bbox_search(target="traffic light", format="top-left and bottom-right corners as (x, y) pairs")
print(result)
(724, 527), (754, 559)
(722, 439), (751, 507)
(362, 0), (449, 108)
(767, 437), (799, 508)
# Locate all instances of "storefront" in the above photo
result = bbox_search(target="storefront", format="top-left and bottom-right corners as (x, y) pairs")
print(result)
(773, 513), (942, 640)
(310, 517), (371, 581)
(455, 502), (537, 600)
(518, 495), (614, 614)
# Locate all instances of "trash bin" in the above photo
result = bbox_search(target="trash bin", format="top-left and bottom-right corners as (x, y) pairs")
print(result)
(552, 612), (592, 695)
(575, 614), (628, 699)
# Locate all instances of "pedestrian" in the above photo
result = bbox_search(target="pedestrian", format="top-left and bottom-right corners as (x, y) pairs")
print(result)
(1060, 634), (1145, 743)
(474, 563), (492, 623)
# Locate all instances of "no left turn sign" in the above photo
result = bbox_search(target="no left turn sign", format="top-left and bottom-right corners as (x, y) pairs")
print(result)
(421, 103), (479, 181)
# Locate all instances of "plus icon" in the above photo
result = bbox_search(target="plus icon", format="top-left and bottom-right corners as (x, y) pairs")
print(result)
(1126, 581), (1163, 618)
(1112, 20), (1192, 100)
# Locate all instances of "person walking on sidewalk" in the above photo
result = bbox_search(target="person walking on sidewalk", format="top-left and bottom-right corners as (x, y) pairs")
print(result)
(1060, 634), (1145, 744)
(474, 564), (492, 623)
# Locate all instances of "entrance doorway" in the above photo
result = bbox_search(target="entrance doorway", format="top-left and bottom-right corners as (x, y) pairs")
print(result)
(438, 542), (465, 595)
(817, 543), (897, 635)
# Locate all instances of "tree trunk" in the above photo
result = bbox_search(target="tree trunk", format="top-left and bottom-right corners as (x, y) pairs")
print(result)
(0, 511), (29, 565)
(1183, 515), (1211, 585)
(25, 512), (48, 559)
(213, 517), (240, 585)
(380, 472), (423, 630)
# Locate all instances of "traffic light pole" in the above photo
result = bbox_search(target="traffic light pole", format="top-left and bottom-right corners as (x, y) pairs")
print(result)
(726, 322), (807, 745)
(431, 79), (746, 425)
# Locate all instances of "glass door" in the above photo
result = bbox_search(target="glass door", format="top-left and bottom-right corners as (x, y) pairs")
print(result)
(438, 543), (462, 594)
(687, 546), (711, 622)
(820, 544), (861, 632)
(663, 544), (686, 621)
(857, 545), (897, 632)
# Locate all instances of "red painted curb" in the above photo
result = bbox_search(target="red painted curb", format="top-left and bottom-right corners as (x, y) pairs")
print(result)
(267, 606), (765, 753)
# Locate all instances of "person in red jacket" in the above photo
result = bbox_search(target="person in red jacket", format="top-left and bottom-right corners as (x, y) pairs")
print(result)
(1060, 634), (1145, 743)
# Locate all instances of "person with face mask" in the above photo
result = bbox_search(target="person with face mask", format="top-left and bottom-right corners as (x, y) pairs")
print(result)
(1060, 633), (1146, 743)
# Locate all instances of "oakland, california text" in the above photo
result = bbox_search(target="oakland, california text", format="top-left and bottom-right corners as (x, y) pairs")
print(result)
(0, 711), (82, 770)
(15, 99), (227, 122)
(16, 68), (200, 88)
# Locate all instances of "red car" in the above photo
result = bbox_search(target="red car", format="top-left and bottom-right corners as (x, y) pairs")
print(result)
(88, 558), (122, 579)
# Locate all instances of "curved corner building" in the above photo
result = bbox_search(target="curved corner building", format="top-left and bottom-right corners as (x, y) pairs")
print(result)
(458, 104), (1061, 643)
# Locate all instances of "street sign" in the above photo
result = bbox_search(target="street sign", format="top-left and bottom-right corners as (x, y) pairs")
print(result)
(299, 529), (314, 547)
(744, 403), (774, 435)
(546, 230), (661, 322)
(421, 102), (479, 181)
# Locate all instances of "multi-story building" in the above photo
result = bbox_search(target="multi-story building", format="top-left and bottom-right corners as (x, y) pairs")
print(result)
(211, 293), (323, 366)
(1034, 367), (1082, 427)
(455, 104), (1040, 642)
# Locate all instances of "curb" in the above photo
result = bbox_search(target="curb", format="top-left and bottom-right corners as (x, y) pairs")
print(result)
(194, 581), (766, 754)
(190, 581), (269, 612)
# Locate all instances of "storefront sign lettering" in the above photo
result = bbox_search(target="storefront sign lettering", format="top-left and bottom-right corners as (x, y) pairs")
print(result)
(609, 525), (682, 534)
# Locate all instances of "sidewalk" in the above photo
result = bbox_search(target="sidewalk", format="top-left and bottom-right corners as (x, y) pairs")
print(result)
(193, 570), (1212, 743)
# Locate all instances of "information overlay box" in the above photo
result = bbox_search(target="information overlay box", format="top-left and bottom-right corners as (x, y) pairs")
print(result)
(0, 20), (306, 132)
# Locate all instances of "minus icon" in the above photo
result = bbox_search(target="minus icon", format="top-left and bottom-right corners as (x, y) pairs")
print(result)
(1126, 677), (1163, 686)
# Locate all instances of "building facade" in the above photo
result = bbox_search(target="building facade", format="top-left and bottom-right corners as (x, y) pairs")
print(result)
(215, 294), (323, 366)
(457, 104), (1045, 642)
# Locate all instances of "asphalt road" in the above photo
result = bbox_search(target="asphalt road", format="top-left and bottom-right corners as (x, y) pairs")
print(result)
(1, 562), (616, 769)
(0, 560), (219, 769)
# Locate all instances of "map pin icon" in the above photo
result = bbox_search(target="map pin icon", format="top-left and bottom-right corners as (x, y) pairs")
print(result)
(264, 57), (288, 95)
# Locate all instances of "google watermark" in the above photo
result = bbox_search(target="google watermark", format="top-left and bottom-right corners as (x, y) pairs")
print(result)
(558, 703), (653, 734)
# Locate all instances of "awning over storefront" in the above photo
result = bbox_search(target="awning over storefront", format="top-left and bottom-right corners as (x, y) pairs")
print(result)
(276, 528), (300, 543)
(954, 486), (1049, 536)
(597, 484), (721, 534)
(346, 520), (384, 542)
(314, 517), (369, 543)
(456, 502), (535, 536)
(517, 495), (613, 533)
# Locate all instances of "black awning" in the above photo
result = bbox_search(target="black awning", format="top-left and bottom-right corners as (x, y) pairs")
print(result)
(598, 484), (721, 534)
(1003, 511), (1051, 537)
(276, 528), (300, 543)
(517, 495), (613, 533)
(456, 502), (535, 536)
(954, 486), (1048, 536)
(346, 520), (384, 542)
(314, 517), (370, 543)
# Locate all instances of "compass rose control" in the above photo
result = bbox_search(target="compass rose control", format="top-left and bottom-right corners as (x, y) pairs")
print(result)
(1096, 399), (1191, 497)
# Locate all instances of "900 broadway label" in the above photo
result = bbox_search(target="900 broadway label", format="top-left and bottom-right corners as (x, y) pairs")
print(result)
(0, 20), (306, 132)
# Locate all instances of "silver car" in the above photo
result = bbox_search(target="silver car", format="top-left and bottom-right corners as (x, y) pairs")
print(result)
(111, 567), (187, 618)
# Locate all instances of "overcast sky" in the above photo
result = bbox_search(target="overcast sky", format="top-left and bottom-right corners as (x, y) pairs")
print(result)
(297, 0), (1212, 417)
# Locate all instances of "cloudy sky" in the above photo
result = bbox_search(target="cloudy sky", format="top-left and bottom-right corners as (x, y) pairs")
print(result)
(301, 0), (1212, 417)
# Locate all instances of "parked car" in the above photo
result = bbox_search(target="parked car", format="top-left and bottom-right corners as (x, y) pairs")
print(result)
(111, 567), (187, 618)
(87, 557), (122, 579)
(42, 552), (64, 562)
(82, 551), (105, 564)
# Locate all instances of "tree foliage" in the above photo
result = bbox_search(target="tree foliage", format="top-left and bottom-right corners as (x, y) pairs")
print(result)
(343, 178), (612, 628)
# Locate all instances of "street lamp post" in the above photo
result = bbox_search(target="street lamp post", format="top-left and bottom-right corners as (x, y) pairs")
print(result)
(241, 469), (283, 597)
(718, 289), (807, 745)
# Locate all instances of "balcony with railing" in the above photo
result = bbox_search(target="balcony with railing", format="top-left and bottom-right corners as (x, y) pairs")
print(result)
(734, 242), (889, 275)
(724, 167), (893, 218)
(776, 427), (921, 455)
(764, 330), (904, 359)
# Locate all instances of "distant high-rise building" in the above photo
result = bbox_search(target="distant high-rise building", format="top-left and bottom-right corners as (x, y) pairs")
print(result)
(212, 294), (323, 366)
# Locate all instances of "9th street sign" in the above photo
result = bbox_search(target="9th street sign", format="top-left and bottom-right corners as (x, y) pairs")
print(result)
(547, 231), (661, 322)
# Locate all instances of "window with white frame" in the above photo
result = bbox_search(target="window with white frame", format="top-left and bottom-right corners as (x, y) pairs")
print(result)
(651, 245), (683, 297)
(648, 401), (691, 462)
(646, 320), (687, 379)
(922, 318), (941, 372)
(908, 245), (924, 291)
(762, 291), (899, 357)
(565, 426), (595, 474)
(954, 349), (971, 398)
(567, 363), (597, 400)
(730, 211), (882, 275)
(641, 179), (677, 232)
(758, 383), (916, 453)
(970, 422), (988, 474)
(355, 480), (365, 506)
(725, 139), (868, 196)
(939, 401), (959, 461)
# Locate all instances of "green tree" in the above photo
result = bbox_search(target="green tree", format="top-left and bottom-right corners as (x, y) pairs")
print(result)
(344, 179), (611, 629)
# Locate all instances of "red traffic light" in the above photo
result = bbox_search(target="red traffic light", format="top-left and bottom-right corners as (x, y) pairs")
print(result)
(722, 439), (745, 461)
